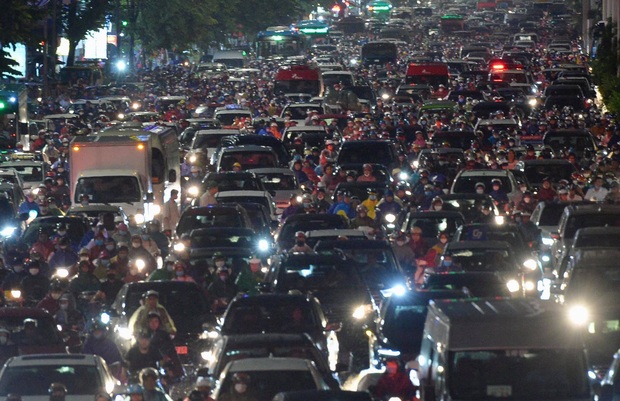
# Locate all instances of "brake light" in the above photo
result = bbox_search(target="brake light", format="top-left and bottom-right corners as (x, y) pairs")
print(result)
(491, 63), (505, 71)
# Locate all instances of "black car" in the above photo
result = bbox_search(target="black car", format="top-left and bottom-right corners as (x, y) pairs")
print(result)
(275, 214), (349, 252)
(109, 281), (215, 366)
(264, 253), (375, 370)
(214, 134), (290, 167)
(187, 227), (271, 258)
(187, 171), (266, 203)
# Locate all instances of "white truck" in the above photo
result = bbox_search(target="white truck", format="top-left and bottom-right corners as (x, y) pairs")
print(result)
(69, 134), (158, 225)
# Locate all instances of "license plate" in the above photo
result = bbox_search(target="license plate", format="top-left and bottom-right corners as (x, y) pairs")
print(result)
(175, 346), (188, 355)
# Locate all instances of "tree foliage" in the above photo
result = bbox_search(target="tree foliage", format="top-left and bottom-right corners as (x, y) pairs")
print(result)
(592, 19), (620, 115)
(0, 0), (44, 78)
(60, 0), (111, 66)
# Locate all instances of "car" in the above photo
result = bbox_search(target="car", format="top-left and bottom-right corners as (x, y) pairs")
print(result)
(514, 159), (578, 190)
(600, 350), (620, 401)
(213, 135), (290, 167)
(281, 126), (339, 152)
(280, 103), (325, 125)
(215, 190), (278, 223)
(65, 205), (130, 228)
(450, 169), (521, 204)
(0, 169), (24, 189)
(331, 182), (392, 203)
(429, 130), (478, 150)
(20, 216), (88, 250)
(368, 289), (467, 365)
(0, 354), (119, 401)
(186, 130), (240, 168)
(186, 171), (266, 204)
(186, 227), (272, 258)
(336, 140), (399, 171)
(250, 168), (302, 213)
(215, 145), (280, 172)
(178, 120), (225, 149)
(265, 253), (375, 369)
(212, 357), (330, 401)
(236, 202), (277, 237)
(109, 281), (214, 366)
(203, 334), (339, 388)
(214, 107), (253, 127)
(274, 214), (349, 252)
(412, 148), (464, 177)
(438, 194), (500, 223)
(216, 294), (339, 370)
(401, 211), (465, 245)
(176, 204), (253, 238)
(542, 129), (597, 158)
(0, 161), (48, 191)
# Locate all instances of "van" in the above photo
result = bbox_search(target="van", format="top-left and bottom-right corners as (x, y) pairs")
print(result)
(418, 298), (590, 401)
(212, 50), (248, 68)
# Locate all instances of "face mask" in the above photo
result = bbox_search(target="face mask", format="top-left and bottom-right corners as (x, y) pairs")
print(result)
(105, 245), (115, 251)
(234, 384), (247, 393)
(434, 205), (442, 211)
(176, 270), (184, 277)
(364, 171), (370, 176)
(93, 332), (104, 340)
(369, 195), (377, 201)
(80, 256), (89, 261)
(440, 238), (448, 244)
(396, 241), (405, 246)
(29, 268), (40, 276)
(476, 189), (484, 194)
(215, 261), (225, 268)
(493, 186), (500, 191)
(444, 260), (453, 267)
(132, 242), (141, 248)
(95, 240), (104, 246)
(296, 240), (305, 247)
(60, 303), (69, 310)
(58, 231), (67, 236)
(0, 336), (7, 345)
(524, 197), (531, 203)
(219, 274), (228, 281)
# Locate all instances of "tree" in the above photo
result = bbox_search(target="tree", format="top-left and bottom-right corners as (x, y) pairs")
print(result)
(592, 19), (620, 115)
(60, 0), (111, 66)
(0, 0), (45, 78)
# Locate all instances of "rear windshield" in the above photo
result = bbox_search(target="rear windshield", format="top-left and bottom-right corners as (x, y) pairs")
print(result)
(0, 365), (99, 395)
(564, 214), (620, 239)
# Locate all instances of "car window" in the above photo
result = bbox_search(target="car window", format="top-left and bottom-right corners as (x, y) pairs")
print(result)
(564, 214), (620, 239)
(222, 302), (317, 335)
(0, 365), (99, 395)
(177, 212), (244, 235)
(453, 175), (512, 193)
(219, 370), (316, 401)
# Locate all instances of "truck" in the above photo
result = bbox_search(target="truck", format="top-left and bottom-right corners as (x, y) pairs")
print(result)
(69, 135), (158, 226)
(418, 298), (590, 401)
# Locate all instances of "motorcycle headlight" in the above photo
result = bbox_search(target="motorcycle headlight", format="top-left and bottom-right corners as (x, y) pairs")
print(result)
(55, 268), (69, 278)
(528, 98), (538, 107)
(352, 304), (373, 320)
(506, 279), (520, 293)
(523, 280), (536, 292)
(258, 239), (269, 252)
(0, 226), (15, 237)
(296, 195), (303, 203)
(381, 93), (390, 100)
(568, 305), (589, 325)
(187, 186), (200, 197)
(116, 326), (133, 340)
(135, 259), (146, 271)
(117, 113), (125, 120)
(494, 215), (505, 225)
(10, 289), (21, 299)
(151, 204), (161, 215)
(542, 237), (554, 246)
(399, 172), (409, 180)
(173, 242), (186, 252)
(189, 155), (197, 163)
(134, 214), (145, 225)
(381, 284), (406, 298)
(201, 350), (214, 361)
(100, 312), (110, 325)
(385, 213), (396, 223)
(523, 259), (537, 271)
(131, 102), (140, 110)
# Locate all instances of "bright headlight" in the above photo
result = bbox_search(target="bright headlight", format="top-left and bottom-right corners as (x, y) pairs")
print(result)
(116, 326), (133, 340)
(100, 312), (110, 325)
(131, 102), (140, 110)
(187, 186), (199, 197)
(523, 259), (537, 271)
(352, 304), (372, 320)
(134, 214), (145, 225)
(413, 160), (419, 168)
(173, 242), (186, 252)
(399, 172), (409, 180)
(152, 204), (161, 215)
(381, 93), (390, 100)
(528, 98), (538, 106)
(10, 289), (21, 299)
(523, 281), (536, 292)
(506, 279), (520, 293)
(135, 259), (146, 271)
(568, 305), (589, 325)
(542, 237), (554, 246)
(56, 268), (69, 278)
(541, 255), (550, 263)
(117, 113), (125, 120)
(258, 239), (269, 251)
(296, 195), (303, 203)
(385, 213), (396, 223)
(189, 155), (197, 163)
(494, 215), (505, 225)
(201, 351), (214, 361)
(0, 226), (16, 237)
(381, 284), (407, 298)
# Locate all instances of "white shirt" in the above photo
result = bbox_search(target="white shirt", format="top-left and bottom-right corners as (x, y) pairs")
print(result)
(584, 186), (609, 202)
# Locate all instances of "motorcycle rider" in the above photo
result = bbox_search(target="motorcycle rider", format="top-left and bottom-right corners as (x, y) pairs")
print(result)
(371, 359), (417, 401)
(129, 290), (177, 337)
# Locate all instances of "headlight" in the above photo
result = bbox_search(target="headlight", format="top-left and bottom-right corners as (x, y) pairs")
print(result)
(523, 281), (536, 292)
(258, 239), (269, 251)
(352, 304), (373, 320)
(100, 312), (110, 324)
(201, 351), (214, 361)
(296, 195), (303, 203)
(381, 284), (406, 297)
(523, 259), (537, 271)
(494, 215), (505, 225)
(541, 255), (550, 263)
(506, 279), (520, 293)
(187, 186), (199, 197)
(28, 210), (38, 219)
(117, 113), (125, 120)
(381, 93), (390, 100)
(116, 326), (133, 340)
(399, 172), (409, 180)
(388, 397), (402, 401)
(134, 214), (145, 225)
(568, 305), (589, 325)
(528, 98), (538, 107)
(189, 155), (197, 163)
(173, 242), (186, 252)
(135, 259), (146, 271)
(0, 226), (16, 237)
(385, 213), (396, 223)
(10, 289), (21, 299)
(56, 268), (69, 278)
(542, 237), (554, 246)
(151, 204), (161, 215)
(131, 102), (140, 110)
(350, 58), (358, 66)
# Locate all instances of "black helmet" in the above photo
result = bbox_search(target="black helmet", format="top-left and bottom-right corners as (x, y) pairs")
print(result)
(90, 319), (107, 333)
(187, 390), (203, 401)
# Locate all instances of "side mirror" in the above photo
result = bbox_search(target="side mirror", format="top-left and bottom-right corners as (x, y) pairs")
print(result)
(325, 321), (342, 332)
(168, 169), (177, 183)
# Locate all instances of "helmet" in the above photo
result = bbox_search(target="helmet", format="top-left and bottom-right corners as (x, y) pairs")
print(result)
(90, 319), (107, 333)
(212, 251), (226, 261)
(140, 367), (159, 381)
(127, 384), (144, 395)
(491, 179), (502, 186)
(232, 372), (251, 384)
(356, 205), (368, 213)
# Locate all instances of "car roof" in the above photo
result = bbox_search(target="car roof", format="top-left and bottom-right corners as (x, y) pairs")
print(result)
(446, 240), (512, 250)
(249, 168), (295, 175)
(226, 357), (315, 372)
(182, 204), (246, 215)
(6, 354), (99, 366)
(457, 169), (511, 177)
(0, 307), (53, 318)
(566, 204), (620, 215)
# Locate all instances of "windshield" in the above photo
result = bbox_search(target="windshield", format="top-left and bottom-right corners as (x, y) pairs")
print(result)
(539, 205), (567, 226)
(442, 199), (494, 222)
(323, 74), (354, 88)
(216, 113), (251, 126)
(220, 152), (278, 171)
(218, 370), (316, 401)
(281, 262), (364, 290)
(340, 248), (402, 288)
(338, 143), (393, 165)
(216, 344), (321, 376)
(4, 165), (43, 182)
(574, 233), (620, 248)
(285, 106), (323, 120)
(449, 349), (589, 400)
(192, 133), (228, 149)
(383, 303), (427, 352)
(450, 248), (515, 272)
(524, 164), (574, 185)
(218, 196), (270, 211)
(274, 80), (321, 96)
(177, 212), (244, 235)
(453, 175), (512, 193)
(74, 176), (141, 203)
(407, 217), (463, 238)
(564, 214), (620, 239)
(259, 174), (297, 191)
(211, 176), (263, 192)
(544, 134), (593, 151)
(0, 365), (100, 396)
(0, 316), (61, 346)
(191, 231), (255, 248)
(222, 301), (317, 335)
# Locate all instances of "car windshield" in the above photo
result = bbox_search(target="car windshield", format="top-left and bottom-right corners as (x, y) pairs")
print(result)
(407, 217), (463, 238)
(574, 233), (620, 248)
(210, 176), (263, 192)
(222, 302), (318, 335)
(192, 133), (228, 149)
(523, 164), (574, 185)
(564, 214), (620, 239)
(0, 316), (61, 346)
(259, 173), (297, 191)
(218, 196), (270, 211)
(281, 262), (364, 290)
(219, 370), (317, 401)
(450, 248), (515, 272)
(338, 143), (392, 165)
(339, 248), (401, 287)
(459, 226), (526, 251)
(22, 219), (86, 248)
(383, 303), (427, 353)
(544, 134), (593, 151)
(220, 152), (278, 170)
(449, 349), (589, 400)
(3, 165), (43, 182)
(538, 205), (567, 226)
(191, 231), (255, 248)
(0, 365), (100, 396)
(453, 175), (511, 193)
(177, 212), (244, 236)
(216, 344), (321, 376)
(442, 199), (494, 222)
(216, 113), (251, 126)
(74, 176), (141, 203)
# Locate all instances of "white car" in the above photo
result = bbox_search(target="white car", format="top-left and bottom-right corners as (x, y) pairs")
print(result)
(250, 168), (301, 213)
(215, 190), (278, 223)
(0, 354), (120, 401)
(0, 161), (47, 191)
(213, 357), (330, 401)
(450, 169), (521, 205)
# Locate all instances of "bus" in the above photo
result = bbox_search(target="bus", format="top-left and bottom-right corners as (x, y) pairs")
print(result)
(367, 0), (392, 20)
(274, 64), (322, 96)
(256, 29), (306, 59)
(361, 41), (398, 67)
